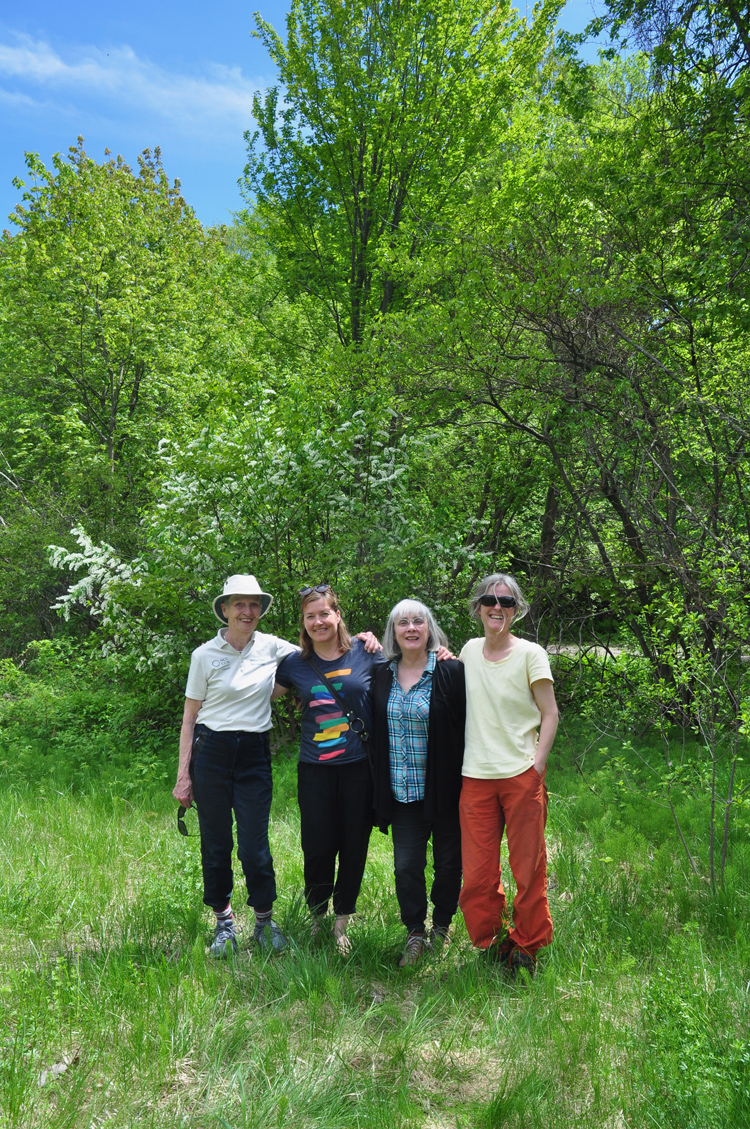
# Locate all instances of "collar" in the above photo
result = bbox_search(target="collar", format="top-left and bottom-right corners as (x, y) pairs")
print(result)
(389, 651), (437, 677)
(217, 628), (256, 655)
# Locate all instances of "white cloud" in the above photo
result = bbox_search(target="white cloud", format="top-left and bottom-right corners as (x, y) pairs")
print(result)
(0, 34), (270, 140)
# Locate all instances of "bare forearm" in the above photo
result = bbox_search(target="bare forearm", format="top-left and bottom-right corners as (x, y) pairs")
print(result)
(531, 678), (558, 775)
(177, 722), (195, 780)
(534, 711), (558, 773)
(173, 698), (202, 806)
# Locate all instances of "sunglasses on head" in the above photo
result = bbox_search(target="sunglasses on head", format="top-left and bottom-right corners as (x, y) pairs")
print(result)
(299, 583), (331, 598)
(479, 594), (517, 608)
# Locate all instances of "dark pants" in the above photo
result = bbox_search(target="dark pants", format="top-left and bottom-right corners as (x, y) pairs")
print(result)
(191, 724), (276, 911)
(391, 799), (462, 934)
(297, 758), (373, 916)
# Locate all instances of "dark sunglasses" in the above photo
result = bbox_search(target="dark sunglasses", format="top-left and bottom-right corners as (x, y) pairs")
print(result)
(299, 583), (331, 597)
(177, 805), (190, 836)
(479, 594), (517, 608)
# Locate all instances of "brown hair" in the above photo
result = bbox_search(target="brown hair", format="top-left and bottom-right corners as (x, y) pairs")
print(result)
(298, 587), (353, 660)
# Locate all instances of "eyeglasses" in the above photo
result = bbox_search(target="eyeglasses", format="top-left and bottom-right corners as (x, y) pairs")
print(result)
(396, 617), (426, 627)
(299, 583), (331, 597)
(479, 594), (517, 608)
(177, 805), (189, 836)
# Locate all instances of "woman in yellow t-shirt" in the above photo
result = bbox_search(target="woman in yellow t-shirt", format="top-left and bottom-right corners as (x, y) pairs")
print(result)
(458, 572), (558, 978)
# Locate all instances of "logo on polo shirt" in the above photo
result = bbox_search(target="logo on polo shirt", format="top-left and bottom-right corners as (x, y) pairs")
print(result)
(211, 658), (231, 669)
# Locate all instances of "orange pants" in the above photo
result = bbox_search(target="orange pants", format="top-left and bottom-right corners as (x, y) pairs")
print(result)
(458, 769), (552, 955)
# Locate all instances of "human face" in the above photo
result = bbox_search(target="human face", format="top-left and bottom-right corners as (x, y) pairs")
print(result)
(222, 595), (262, 638)
(394, 609), (429, 658)
(302, 596), (341, 648)
(479, 583), (516, 641)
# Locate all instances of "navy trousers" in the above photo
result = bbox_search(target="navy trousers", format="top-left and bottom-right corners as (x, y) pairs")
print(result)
(191, 724), (276, 911)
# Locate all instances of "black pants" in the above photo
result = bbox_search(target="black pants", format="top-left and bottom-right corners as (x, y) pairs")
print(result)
(191, 725), (276, 911)
(391, 799), (462, 934)
(297, 758), (373, 916)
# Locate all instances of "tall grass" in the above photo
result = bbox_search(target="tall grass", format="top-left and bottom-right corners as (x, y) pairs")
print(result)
(2, 747), (749, 1129)
(1, 651), (749, 1126)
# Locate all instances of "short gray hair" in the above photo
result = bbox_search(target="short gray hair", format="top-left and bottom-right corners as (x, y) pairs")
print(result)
(469, 573), (529, 622)
(382, 599), (448, 661)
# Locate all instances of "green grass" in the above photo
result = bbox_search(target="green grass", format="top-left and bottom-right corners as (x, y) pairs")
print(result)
(2, 746), (750, 1129)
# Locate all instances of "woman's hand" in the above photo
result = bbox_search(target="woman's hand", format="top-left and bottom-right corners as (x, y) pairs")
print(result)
(173, 774), (194, 808)
(436, 645), (456, 662)
(357, 631), (383, 654)
(175, 697), (202, 810)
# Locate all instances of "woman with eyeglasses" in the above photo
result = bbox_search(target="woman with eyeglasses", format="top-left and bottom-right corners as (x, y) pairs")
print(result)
(370, 600), (466, 967)
(272, 585), (386, 953)
(458, 573), (558, 978)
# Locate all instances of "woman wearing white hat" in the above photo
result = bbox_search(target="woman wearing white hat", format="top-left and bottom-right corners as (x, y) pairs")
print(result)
(173, 575), (299, 958)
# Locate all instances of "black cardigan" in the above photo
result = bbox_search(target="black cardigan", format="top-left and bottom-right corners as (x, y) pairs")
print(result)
(370, 658), (466, 832)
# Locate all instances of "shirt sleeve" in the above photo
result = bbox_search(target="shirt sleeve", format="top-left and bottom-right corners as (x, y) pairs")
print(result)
(527, 644), (553, 684)
(274, 653), (297, 689)
(185, 650), (207, 701)
(273, 637), (300, 664)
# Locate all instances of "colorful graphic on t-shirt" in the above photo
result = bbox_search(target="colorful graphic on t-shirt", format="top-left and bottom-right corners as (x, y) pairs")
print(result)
(311, 668), (351, 760)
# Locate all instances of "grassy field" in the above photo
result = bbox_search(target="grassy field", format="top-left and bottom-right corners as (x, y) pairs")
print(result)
(2, 735), (749, 1129)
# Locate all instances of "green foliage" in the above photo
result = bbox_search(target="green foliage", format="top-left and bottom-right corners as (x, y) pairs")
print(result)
(1, 141), (222, 526)
(244, 0), (561, 343)
(0, 640), (178, 795)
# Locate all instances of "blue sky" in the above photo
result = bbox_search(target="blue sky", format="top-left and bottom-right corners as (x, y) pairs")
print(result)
(0, 1), (605, 231)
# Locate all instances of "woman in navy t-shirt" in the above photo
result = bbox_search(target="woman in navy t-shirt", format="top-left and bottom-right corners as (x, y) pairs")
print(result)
(274, 585), (385, 953)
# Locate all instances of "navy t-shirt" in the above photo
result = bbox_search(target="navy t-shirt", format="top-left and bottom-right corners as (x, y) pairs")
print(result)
(275, 639), (386, 765)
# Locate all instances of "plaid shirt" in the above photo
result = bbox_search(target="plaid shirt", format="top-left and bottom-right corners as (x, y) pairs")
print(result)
(387, 652), (436, 803)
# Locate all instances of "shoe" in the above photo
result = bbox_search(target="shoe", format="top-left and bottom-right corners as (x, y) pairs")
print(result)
(253, 919), (287, 953)
(484, 931), (513, 968)
(510, 949), (536, 981)
(398, 931), (427, 968)
(333, 914), (352, 955)
(210, 919), (238, 958)
(429, 925), (452, 951)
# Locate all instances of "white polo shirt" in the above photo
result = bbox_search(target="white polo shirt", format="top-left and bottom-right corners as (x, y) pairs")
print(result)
(185, 629), (299, 732)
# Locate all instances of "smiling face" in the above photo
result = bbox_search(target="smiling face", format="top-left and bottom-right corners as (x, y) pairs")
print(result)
(479, 583), (516, 642)
(393, 607), (429, 659)
(302, 595), (342, 649)
(222, 594), (262, 638)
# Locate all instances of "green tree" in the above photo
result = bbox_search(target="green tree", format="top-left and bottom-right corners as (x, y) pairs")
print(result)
(0, 141), (223, 539)
(0, 142), (230, 652)
(244, 0), (561, 345)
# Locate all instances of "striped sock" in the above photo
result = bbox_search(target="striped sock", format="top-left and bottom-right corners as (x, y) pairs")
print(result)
(215, 904), (233, 925)
(255, 909), (272, 926)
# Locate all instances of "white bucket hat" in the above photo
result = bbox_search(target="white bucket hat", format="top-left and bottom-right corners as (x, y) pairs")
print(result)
(212, 575), (273, 623)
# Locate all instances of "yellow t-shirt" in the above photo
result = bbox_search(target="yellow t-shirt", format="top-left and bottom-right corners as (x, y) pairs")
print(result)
(460, 636), (553, 779)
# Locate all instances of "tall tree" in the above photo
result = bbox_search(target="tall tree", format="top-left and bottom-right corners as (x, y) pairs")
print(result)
(244, 0), (561, 345)
(0, 141), (222, 539)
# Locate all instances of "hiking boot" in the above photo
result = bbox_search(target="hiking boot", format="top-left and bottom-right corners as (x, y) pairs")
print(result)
(429, 925), (452, 952)
(510, 949), (536, 981)
(484, 929), (513, 969)
(398, 931), (427, 968)
(253, 919), (287, 954)
(210, 919), (238, 958)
